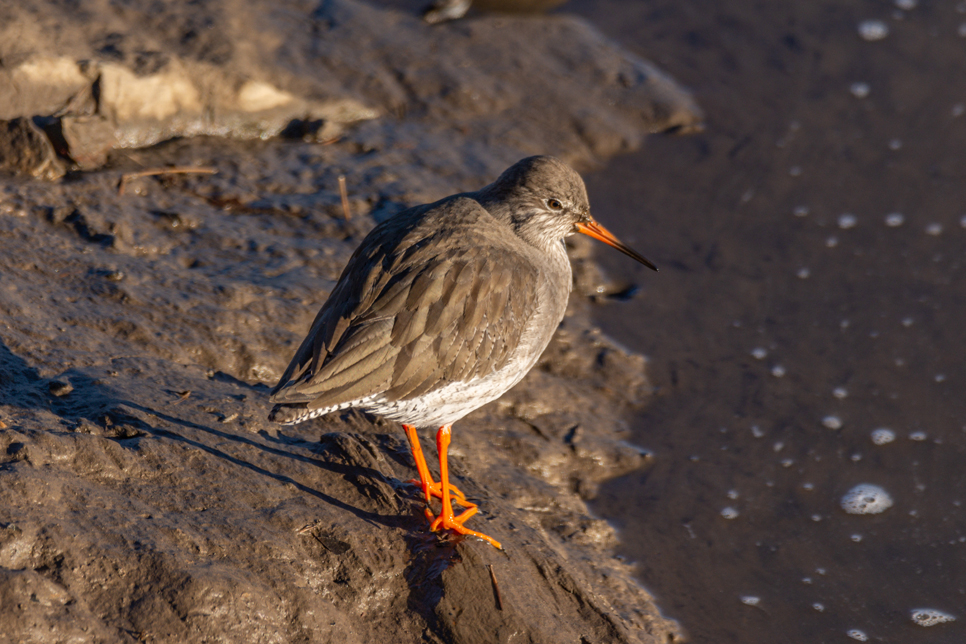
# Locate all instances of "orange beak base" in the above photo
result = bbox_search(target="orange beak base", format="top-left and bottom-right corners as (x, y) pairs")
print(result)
(575, 220), (657, 271)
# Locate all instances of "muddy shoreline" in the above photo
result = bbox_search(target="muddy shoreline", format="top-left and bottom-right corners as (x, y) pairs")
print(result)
(0, 1), (701, 641)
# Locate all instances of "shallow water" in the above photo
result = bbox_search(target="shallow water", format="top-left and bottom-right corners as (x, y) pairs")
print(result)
(573, 0), (966, 642)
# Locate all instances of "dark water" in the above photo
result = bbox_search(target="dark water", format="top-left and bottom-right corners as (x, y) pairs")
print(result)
(572, 1), (966, 642)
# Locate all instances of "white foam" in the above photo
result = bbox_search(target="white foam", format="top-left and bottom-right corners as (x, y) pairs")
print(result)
(721, 507), (739, 519)
(858, 20), (889, 40)
(813, 602), (825, 611)
(847, 629), (869, 641)
(885, 212), (905, 227)
(909, 431), (927, 441)
(771, 365), (786, 377)
(833, 387), (848, 399)
(839, 213), (858, 229)
(823, 415), (843, 430)
(740, 595), (760, 606)
(751, 347), (767, 360)
(910, 608), (955, 627)
(850, 82), (870, 98)
(841, 484), (893, 514)
(871, 428), (896, 445)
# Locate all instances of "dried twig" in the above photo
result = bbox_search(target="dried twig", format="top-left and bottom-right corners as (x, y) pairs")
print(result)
(171, 391), (192, 406)
(338, 174), (352, 220)
(118, 166), (217, 195)
(488, 564), (503, 611)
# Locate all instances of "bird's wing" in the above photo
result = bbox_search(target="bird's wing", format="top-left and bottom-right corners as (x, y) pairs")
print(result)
(269, 197), (541, 411)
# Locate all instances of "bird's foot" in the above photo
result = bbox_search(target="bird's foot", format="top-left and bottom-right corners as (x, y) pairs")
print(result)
(408, 478), (472, 506)
(430, 505), (502, 550)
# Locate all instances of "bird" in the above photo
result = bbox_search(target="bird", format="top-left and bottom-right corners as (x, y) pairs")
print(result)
(423, 0), (568, 24)
(268, 156), (656, 549)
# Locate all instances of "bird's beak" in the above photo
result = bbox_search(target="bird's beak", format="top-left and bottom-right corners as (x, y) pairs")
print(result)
(575, 219), (658, 271)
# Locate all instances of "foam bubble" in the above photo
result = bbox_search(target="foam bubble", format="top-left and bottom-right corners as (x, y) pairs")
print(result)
(771, 365), (786, 377)
(909, 431), (927, 441)
(794, 205), (810, 216)
(823, 415), (843, 430)
(847, 629), (869, 641)
(841, 484), (893, 514)
(751, 347), (767, 360)
(721, 507), (739, 519)
(910, 608), (955, 627)
(839, 213), (858, 229)
(740, 595), (760, 606)
(858, 20), (889, 40)
(813, 602), (825, 611)
(796, 267), (810, 279)
(850, 82), (870, 98)
(871, 428), (896, 445)
(833, 387), (848, 399)
(885, 212), (905, 227)
(851, 534), (863, 542)
(926, 223), (943, 236)
(826, 235), (839, 247)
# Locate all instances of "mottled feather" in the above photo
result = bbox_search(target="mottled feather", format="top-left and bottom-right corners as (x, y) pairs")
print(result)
(270, 196), (541, 412)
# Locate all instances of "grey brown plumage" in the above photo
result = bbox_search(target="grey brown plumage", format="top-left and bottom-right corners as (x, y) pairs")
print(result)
(268, 155), (656, 548)
(269, 196), (543, 423)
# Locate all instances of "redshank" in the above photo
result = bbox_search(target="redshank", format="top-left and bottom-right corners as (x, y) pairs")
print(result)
(269, 156), (656, 549)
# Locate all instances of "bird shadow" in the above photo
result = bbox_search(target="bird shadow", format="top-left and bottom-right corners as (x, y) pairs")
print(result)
(0, 337), (473, 618)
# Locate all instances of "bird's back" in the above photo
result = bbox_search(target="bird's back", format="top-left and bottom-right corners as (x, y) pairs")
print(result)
(269, 194), (567, 426)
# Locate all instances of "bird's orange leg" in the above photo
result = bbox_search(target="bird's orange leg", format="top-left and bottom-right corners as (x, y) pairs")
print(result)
(428, 425), (502, 549)
(402, 424), (471, 511)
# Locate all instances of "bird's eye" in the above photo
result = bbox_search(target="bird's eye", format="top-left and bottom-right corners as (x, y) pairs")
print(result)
(547, 199), (563, 210)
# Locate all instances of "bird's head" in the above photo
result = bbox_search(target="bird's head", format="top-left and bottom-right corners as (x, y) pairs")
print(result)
(479, 155), (657, 270)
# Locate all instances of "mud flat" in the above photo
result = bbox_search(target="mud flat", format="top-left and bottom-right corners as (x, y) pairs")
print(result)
(0, 0), (701, 641)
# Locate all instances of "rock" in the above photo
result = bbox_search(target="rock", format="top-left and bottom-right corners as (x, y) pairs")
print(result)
(0, 0), (700, 175)
(0, 118), (65, 180)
